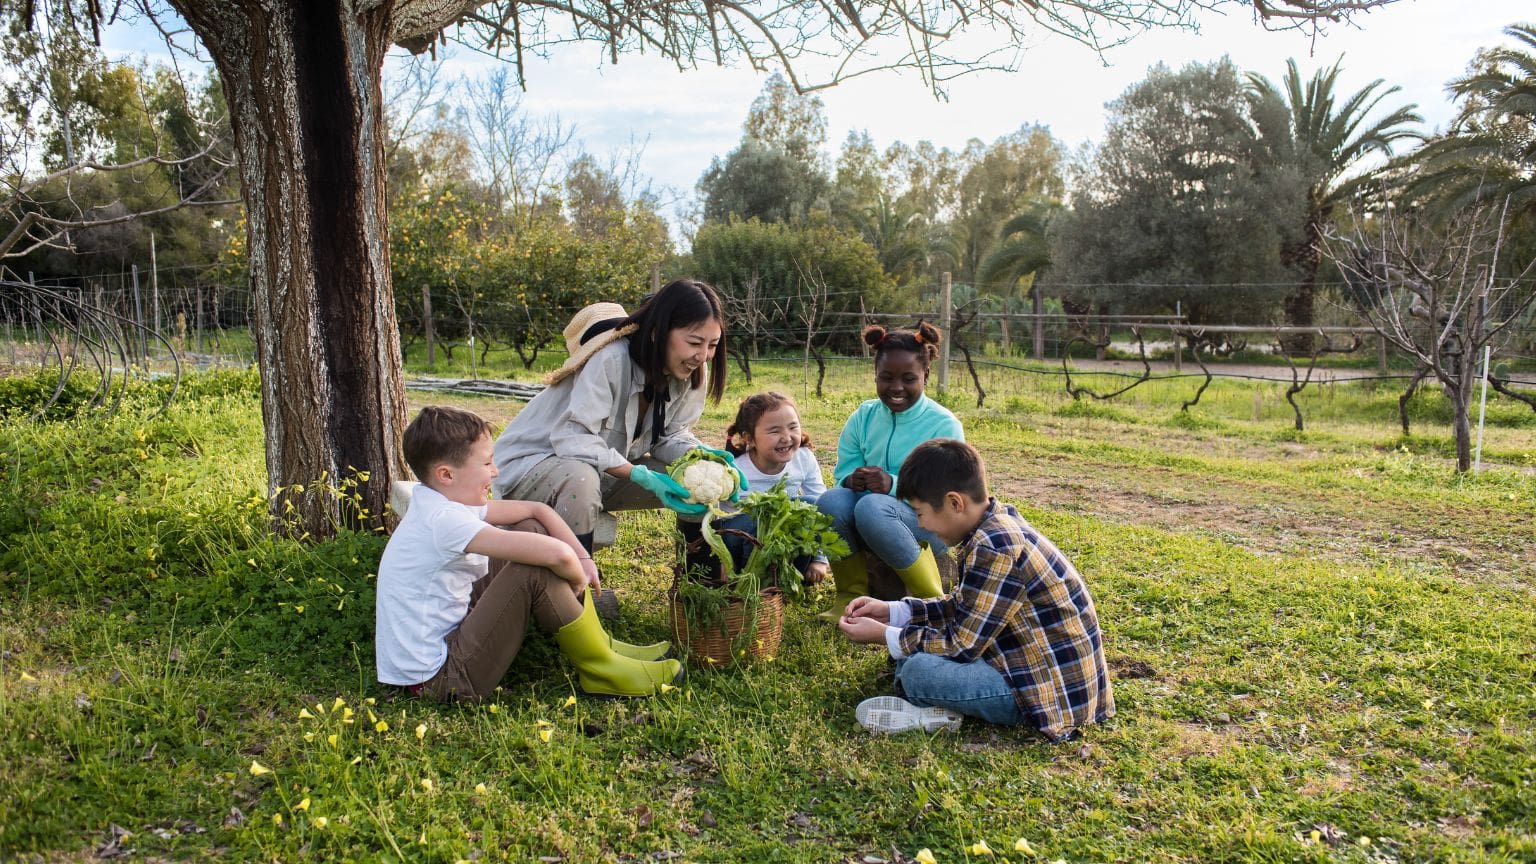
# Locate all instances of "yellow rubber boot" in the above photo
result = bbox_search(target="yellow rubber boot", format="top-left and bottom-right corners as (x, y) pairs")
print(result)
(609, 633), (671, 661)
(555, 592), (683, 697)
(895, 545), (944, 598)
(817, 555), (870, 622)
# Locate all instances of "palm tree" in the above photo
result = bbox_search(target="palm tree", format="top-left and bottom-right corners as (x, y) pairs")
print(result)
(1407, 23), (1536, 220)
(1246, 58), (1422, 348)
(853, 195), (930, 285)
(979, 201), (1059, 358)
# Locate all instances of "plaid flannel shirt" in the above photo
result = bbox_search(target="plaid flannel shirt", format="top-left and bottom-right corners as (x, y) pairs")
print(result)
(898, 500), (1114, 740)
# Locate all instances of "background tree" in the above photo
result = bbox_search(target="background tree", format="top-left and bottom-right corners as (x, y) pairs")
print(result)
(1, 13), (236, 270)
(8, 0), (1403, 538)
(1407, 23), (1536, 224)
(697, 139), (830, 224)
(1324, 202), (1536, 472)
(951, 124), (1067, 286)
(979, 201), (1060, 357)
(1050, 59), (1307, 323)
(1246, 57), (1421, 349)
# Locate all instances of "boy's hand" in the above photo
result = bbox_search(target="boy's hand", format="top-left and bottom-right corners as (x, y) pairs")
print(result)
(843, 596), (890, 622)
(579, 555), (602, 595)
(837, 614), (888, 644)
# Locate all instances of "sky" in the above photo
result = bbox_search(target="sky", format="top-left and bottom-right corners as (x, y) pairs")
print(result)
(100, 1), (1532, 230)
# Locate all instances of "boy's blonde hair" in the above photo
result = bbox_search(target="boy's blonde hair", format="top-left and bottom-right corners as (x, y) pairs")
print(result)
(403, 406), (494, 481)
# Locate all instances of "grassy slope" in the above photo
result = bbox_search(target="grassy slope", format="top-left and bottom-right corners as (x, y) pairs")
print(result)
(0, 362), (1533, 863)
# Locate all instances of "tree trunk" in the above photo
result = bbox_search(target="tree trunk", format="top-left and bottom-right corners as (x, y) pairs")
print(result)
(1280, 219), (1321, 354)
(1451, 383), (1472, 473)
(174, 1), (409, 536)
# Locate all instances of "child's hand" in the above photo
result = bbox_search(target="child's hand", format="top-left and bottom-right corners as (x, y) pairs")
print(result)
(579, 556), (602, 595)
(843, 596), (890, 623)
(803, 559), (830, 586)
(837, 613), (888, 645)
(861, 468), (892, 495)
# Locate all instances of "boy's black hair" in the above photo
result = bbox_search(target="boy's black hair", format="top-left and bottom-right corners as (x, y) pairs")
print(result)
(895, 438), (989, 509)
(862, 321), (942, 372)
(403, 406), (495, 482)
(625, 278), (728, 404)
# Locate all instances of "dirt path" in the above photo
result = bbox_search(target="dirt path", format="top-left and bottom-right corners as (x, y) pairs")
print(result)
(990, 444), (1536, 590)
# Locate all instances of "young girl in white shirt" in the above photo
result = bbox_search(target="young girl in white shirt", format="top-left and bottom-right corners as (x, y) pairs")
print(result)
(716, 391), (830, 583)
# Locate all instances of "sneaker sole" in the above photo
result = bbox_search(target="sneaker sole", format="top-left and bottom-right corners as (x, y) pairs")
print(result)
(855, 696), (963, 734)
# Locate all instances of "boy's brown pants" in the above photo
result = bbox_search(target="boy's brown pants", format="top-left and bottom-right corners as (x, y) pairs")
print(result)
(416, 518), (582, 702)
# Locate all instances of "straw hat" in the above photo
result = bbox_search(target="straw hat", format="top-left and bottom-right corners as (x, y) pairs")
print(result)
(545, 302), (637, 386)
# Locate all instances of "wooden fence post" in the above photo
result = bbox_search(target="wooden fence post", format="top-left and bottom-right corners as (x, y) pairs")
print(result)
(938, 272), (952, 394)
(422, 283), (435, 366)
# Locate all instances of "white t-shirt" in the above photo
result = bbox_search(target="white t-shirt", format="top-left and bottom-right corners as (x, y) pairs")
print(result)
(738, 447), (827, 502)
(375, 485), (490, 686)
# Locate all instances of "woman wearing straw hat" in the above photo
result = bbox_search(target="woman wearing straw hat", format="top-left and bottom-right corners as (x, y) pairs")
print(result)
(492, 279), (745, 603)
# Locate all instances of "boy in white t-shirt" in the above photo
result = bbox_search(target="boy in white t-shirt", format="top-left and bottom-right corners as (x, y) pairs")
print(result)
(376, 406), (681, 701)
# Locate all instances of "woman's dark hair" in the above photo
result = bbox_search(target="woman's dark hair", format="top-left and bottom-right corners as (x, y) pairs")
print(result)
(626, 279), (728, 404)
(862, 321), (942, 371)
(723, 391), (813, 457)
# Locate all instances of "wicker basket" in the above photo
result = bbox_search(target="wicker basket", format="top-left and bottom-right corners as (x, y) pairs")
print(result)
(667, 583), (784, 668)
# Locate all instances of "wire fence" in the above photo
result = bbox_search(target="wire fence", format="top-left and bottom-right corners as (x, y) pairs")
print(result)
(4, 267), (1535, 438)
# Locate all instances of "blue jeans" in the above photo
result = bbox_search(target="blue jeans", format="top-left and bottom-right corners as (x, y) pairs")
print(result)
(816, 487), (944, 569)
(895, 653), (1023, 726)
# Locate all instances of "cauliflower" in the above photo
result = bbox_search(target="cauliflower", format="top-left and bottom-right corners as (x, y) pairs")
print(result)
(678, 459), (736, 504)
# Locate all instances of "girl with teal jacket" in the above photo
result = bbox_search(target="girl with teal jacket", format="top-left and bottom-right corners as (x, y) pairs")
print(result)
(816, 322), (964, 619)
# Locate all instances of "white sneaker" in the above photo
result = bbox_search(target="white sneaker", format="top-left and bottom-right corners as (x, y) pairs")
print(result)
(855, 696), (964, 734)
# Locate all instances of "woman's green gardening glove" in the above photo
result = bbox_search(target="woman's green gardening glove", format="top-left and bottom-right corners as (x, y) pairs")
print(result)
(629, 465), (709, 516)
(696, 447), (750, 500)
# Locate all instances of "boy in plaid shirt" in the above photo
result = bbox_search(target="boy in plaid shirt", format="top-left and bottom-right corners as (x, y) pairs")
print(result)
(837, 439), (1114, 740)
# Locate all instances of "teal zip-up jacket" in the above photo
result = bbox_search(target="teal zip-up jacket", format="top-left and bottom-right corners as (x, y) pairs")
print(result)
(832, 394), (964, 488)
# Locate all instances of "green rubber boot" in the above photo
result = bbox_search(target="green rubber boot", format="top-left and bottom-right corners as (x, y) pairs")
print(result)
(895, 545), (944, 599)
(817, 555), (870, 622)
(609, 632), (671, 661)
(555, 591), (683, 697)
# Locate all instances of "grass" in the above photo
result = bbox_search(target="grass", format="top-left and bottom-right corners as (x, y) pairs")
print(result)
(1, 360), (1533, 862)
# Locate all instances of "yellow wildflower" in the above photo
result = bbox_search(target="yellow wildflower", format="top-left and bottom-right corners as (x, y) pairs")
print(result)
(248, 761), (271, 776)
(563, 695), (577, 708)
(660, 683), (676, 694)
(415, 723), (427, 741)
(475, 783), (488, 794)
(295, 798), (310, 812)
(535, 719), (553, 728)
(272, 813), (283, 826)
(18, 671), (38, 682)
(968, 840), (993, 856)
(331, 696), (345, 712)
(298, 708), (315, 720)
(538, 728), (553, 743)
(375, 720), (389, 733)
(915, 849), (938, 864)
(421, 778), (434, 792)
(313, 816), (328, 829)
(327, 733), (338, 747)
(1014, 837), (1037, 856)
(341, 707), (354, 721)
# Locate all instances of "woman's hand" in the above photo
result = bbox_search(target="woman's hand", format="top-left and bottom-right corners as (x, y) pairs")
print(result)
(696, 446), (750, 500)
(628, 465), (708, 515)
